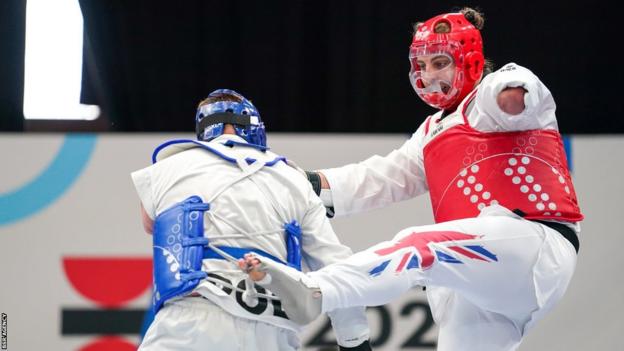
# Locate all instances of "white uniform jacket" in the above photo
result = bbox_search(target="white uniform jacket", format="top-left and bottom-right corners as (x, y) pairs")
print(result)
(322, 63), (564, 219)
(132, 134), (369, 347)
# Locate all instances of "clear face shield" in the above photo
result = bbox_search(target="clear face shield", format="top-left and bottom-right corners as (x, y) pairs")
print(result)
(409, 41), (464, 109)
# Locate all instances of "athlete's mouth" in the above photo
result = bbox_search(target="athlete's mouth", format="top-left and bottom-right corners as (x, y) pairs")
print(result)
(440, 82), (451, 94)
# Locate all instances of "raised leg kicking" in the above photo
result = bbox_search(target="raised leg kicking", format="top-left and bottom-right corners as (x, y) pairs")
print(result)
(241, 205), (578, 351)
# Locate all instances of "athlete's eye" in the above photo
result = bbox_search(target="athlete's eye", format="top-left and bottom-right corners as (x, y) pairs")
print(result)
(433, 58), (450, 70)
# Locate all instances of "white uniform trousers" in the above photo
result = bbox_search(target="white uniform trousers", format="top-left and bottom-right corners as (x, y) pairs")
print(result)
(311, 205), (577, 351)
(139, 296), (301, 351)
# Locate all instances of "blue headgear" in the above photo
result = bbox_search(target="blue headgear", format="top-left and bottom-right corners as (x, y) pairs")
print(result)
(195, 89), (267, 147)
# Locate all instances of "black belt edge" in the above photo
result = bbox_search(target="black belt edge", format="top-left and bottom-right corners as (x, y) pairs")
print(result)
(534, 220), (579, 253)
(512, 209), (579, 253)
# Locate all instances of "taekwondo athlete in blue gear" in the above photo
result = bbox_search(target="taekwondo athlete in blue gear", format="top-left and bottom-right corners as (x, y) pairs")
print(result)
(132, 89), (371, 351)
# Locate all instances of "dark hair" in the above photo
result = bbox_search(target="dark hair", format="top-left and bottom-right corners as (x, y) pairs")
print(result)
(460, 7), (484, 30)
(197, 92), (242, 108)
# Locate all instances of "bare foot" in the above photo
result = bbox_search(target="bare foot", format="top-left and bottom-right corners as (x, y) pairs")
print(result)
(238, 253), (267, 281)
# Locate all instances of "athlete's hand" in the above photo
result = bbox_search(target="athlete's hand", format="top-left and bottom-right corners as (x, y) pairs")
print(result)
(238, 253), (266, 281)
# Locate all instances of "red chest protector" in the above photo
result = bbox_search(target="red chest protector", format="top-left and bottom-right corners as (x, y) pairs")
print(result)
(423, 111), (583, 224)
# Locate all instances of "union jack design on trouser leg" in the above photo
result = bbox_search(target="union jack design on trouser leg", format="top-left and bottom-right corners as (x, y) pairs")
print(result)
(309, 205), (577, 351)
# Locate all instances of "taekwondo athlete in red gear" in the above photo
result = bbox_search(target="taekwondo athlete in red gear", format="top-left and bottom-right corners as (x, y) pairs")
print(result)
(131, 89), (371, 350)
(242, 8), (583, 351)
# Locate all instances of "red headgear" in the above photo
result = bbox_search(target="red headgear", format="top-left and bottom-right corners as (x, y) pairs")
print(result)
(409, 12), (484, 110)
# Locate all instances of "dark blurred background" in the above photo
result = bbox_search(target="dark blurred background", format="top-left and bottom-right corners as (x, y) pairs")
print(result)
(0, 0), (619, 134)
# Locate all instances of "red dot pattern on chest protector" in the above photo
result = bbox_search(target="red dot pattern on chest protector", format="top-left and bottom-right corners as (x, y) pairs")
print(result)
(423, 125), (583, 223)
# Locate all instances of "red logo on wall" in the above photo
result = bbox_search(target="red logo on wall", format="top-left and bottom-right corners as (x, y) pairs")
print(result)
(62, 257), (152, 350)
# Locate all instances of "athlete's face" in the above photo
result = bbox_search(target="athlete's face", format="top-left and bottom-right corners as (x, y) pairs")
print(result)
(413, 54), (455, 94)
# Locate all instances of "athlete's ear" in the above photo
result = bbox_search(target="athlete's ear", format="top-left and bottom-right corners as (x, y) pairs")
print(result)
(465, 51), (484, 82)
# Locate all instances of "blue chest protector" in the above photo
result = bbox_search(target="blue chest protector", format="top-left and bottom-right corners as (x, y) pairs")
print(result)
(152, 196), (210, 312)
(153, 196), (303, 312)
(151, 140), (304, 313)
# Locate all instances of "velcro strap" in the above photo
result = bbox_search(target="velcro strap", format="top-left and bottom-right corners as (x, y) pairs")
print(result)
(182, 237), (209, 247)
(180, 271), (208, 282)
(284, 220), (302, 270)
(184, 203), (210, 211)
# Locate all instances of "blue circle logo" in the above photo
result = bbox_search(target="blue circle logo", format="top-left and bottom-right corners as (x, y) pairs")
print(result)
(0, 134), (97, 226)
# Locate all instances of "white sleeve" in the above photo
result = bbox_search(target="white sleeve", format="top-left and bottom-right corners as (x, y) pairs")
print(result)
(130, 167), (156, 219)
(300, 189), (354, 271)
(472, 62), (558, 132)
(300, 191), (370, 347)
(320, 125), (428, 217)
